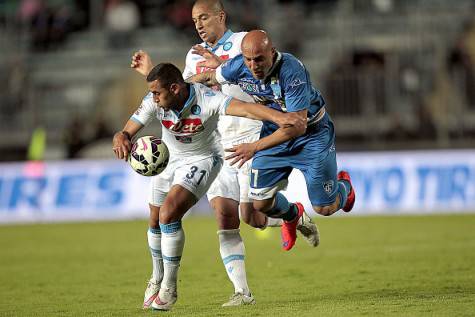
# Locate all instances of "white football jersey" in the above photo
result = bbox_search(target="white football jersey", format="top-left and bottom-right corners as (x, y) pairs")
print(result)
(183, 30), (262, 147)
(131, 83), (231, 159)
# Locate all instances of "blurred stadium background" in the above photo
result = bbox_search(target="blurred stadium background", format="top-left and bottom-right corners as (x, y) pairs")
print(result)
(1, 1), (475, 315)
(1, 0), (475, 157)
(1, 0), (474, 221)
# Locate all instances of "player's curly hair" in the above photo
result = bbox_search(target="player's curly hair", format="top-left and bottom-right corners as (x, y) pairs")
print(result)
(146, 63), (185, 88)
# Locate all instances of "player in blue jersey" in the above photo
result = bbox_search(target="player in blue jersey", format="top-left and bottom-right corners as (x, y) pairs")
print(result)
(189, 30), (356, 251)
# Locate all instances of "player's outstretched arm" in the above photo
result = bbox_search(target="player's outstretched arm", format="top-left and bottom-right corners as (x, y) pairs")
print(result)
(131, 50), (154, 76)
(112, 120), (143, 161)
(225, 109), (307, 167)
(186, 71), (219, 86)
(226, 99), (306, 129)
(225, 125), (305, 167)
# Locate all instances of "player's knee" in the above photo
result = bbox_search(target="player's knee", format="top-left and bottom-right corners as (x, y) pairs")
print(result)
(159, 201), (182, 224)
(239, 202), (254, 224)
(252, 199), (273, 214)
(240, 213), (265, 229)
(149, 204), (160, 227)
(312, 206), (326, 216)
(239, 209), (254, 227)
(312, 202), (338, 216)
(214, 207), (239, 225)
(210, 199), (240, 228)
(239, 210), (252, 225)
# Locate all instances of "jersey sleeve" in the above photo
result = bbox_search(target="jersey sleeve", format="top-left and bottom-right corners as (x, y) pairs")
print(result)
(215, 55), (243, 85)
(233, 32), (247, 44)
(282, 58), (311, 112)
(182, 49), (195, 79)
(196, 84), (233, 116)
(130, 93), (157, 126)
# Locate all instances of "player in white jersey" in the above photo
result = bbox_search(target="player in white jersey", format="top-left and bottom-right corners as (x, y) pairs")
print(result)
(130, 0), (319, 307)
(112, 63), (304, 311)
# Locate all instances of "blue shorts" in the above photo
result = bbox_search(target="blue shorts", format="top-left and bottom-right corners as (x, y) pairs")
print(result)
(250, 114), (338, 206)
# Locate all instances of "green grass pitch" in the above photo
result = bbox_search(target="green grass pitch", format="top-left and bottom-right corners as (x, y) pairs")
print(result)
(0, 214), (474, 316)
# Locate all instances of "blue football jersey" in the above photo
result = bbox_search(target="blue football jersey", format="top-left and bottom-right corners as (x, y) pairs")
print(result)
(216, 52), (327, 157)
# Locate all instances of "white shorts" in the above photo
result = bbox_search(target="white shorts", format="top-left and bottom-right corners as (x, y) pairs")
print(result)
(249, 179), (289, 201)
(207, 133), (260, 203)
(149, 154), (223, 207)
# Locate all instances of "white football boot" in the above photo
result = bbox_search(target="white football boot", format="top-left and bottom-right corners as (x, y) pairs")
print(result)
(152, 287), (178, 311)
(296, 207), (320, 247)
(222, 292), (256, 307)
(143, 277), (160, 309)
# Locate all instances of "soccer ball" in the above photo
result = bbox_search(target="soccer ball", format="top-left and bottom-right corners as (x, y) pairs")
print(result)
(128, 136), (169, 176)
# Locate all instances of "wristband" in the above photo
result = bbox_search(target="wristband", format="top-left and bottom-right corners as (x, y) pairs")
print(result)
(121, 131), (131, 140)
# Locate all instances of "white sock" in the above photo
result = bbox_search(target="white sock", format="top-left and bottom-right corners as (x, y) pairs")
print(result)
(159, 221), (185, 291)
(218, 229), (250, 295)
(147, 227), (163, 283)
(265, 217), (283, 228)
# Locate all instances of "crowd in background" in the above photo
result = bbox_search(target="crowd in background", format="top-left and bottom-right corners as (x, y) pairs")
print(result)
(0, 0), (474, 160)
(0, 0), (342, 52)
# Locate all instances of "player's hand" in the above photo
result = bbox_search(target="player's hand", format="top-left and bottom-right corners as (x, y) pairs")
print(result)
(274, 112), (306, 129)
(225, 143), (257, 168)
(131, 50), (153, 76)
(112, 132), (132, 161)
(192, 45), (222, 69)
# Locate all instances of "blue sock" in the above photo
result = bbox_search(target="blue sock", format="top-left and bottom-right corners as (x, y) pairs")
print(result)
(337, 181), (349, 210)
(267, 193), (298, 222)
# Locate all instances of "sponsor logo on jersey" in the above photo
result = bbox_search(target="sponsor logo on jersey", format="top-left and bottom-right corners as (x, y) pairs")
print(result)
(323, 180), (334, 195)
(238, 81), (259, 93)
(289, 78), (306, 88)
(239, 77), (255, 83)
(196, 65), (208, 74)
(223, 42), (233, 51)
(191, 104), (202, 114)
(162, 118), (204, 134)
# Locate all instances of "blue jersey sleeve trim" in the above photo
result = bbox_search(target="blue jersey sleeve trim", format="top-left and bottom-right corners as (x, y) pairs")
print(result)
(130, 116), (146, 126)
(223, 96), (233, 113)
